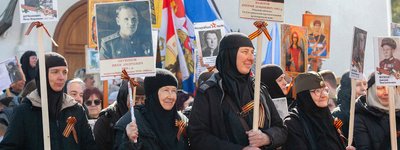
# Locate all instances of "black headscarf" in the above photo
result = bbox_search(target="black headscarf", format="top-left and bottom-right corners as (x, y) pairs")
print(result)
(116, 80), (129, 117)
(35, 52), (67, 120)
(261, 64), (286, 98)
(216, 32), (254, 107)
(143, 68), (178, 150)
(296, 91), (345, 149)
(20, 51), (37, 82)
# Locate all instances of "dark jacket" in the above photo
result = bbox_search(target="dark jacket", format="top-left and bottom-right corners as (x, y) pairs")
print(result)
(0, 90), (97, 150)
(354, 95), (400, 150)
(114, 106), (189, 150)
(94, 80), (129, 150)
(332, 72), (352, 138)
(93, 102), (122, 150)
(283, 108), (344, 150)
(189, 73), (287, 150)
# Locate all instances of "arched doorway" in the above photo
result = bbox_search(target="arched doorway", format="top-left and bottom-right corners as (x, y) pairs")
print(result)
(53, 1), (87, 79)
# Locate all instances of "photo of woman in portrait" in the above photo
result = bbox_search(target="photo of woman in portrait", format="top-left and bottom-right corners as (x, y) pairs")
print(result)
(286, 31), (305, 72)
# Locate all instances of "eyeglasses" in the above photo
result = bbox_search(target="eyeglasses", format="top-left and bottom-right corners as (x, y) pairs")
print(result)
(85, 99), (101, 106)
(310, 88), (329, 95)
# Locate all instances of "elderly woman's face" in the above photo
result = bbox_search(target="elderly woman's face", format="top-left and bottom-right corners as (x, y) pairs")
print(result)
(236, 47), (254, 74)
(376, 86), (389, 107)
(310, 86), (329, 108)
(158, 86), (177, 110)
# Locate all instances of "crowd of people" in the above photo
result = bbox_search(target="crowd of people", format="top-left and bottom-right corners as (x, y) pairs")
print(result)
(0, 32), (397, 150)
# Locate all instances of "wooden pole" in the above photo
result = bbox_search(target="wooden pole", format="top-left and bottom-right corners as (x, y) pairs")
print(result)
(389, 86), (397, 150)
(347, 79), (357, 146)
(252, 36), (263, 130)
(103, 80), (108, 108)
(38, 27), (51, 150)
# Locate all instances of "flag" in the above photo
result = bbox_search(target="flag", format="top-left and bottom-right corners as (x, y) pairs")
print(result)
(263, 22), (281, 65)
(184, 0), (221, 93)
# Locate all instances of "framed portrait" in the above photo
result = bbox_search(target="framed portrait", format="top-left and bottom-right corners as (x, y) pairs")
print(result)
(302, 14), (331, 58)
(349, 27), (367, 80)
(391, 23), (400, 36)
(194, 20), (225, 67)
(239, 0), (284, 22)
(19, 0), (58, 23)
(374, 37), (400, 86)
(0, 57), (24, 91)
(88, 0), (124, 48)
(280, 24), (308, 76)
(95, 1), (155, 80)
(85, 46), (100, 74)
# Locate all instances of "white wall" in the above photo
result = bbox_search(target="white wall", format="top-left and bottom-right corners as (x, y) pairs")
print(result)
(214, 0), (390, 77)
(0, 0), (78, 62)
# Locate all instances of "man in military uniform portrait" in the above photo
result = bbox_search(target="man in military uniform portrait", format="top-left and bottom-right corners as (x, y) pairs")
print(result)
(376, 37), (400, 79)
(99, 4), (152, 60)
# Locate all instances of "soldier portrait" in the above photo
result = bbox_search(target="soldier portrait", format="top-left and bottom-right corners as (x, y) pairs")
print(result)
(96, 1), (153, 60)
(376, 38), (400, 78)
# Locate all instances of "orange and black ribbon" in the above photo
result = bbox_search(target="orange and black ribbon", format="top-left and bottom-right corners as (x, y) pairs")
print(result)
(240, 100), (266, 128)
(62, 116), (78, 144)
(25, 21), (58, 47)
(175, 120), (187, 140)
(334, 117), (347, 144)
(248, 21), (272, 41)
(121, 69), (140, 101)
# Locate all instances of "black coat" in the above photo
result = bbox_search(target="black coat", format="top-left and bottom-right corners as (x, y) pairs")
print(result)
(94, 80), (129, 150)
(0, 90), (97, 150)
(93, 103), (123, 150)
(283, 108), (345, 150)
(354, 95), (400, 150)
(332, 71), (352, 138)
(113, 106), (188, 150)
(188, 74), (287, 150)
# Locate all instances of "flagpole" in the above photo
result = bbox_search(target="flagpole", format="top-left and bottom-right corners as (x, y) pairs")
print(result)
(347, 78), (357, 146)
(389, 86), (397, 150)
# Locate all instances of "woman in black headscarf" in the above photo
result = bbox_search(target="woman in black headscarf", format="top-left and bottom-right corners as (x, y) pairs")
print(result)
(283, 72), (353, 150)
(20, 50), (37, 83)
(114, 68), (188, 150)
(261, 64), (288, 99)
(0, 52), (96, 149)
(189, 32), (287, 150)
(93, 80), (129, 150)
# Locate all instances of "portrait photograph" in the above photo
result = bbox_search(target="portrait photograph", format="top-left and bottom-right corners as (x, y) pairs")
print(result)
(302, 14), (331, 58)
(391, 23), (400, 36)
(19, 0), (58, 23)
(96, 1), (153, 60)
(349, 27), (367, 79)
(86, 46), (100, 74)
(281, 24), (308, 76)
(1, 57), (23, 84)
(374, 37), (400, 86)
(194, 21), (225, 67)
(96, 1), (156, 80)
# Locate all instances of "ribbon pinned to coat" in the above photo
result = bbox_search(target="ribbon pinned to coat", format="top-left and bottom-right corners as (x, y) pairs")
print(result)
(62, 116), (78, 144)
(175, 119), (187, 140)
(25, 21), (59, 47)
(241, 100), (266, 128)
(248, 21), (272, 41)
